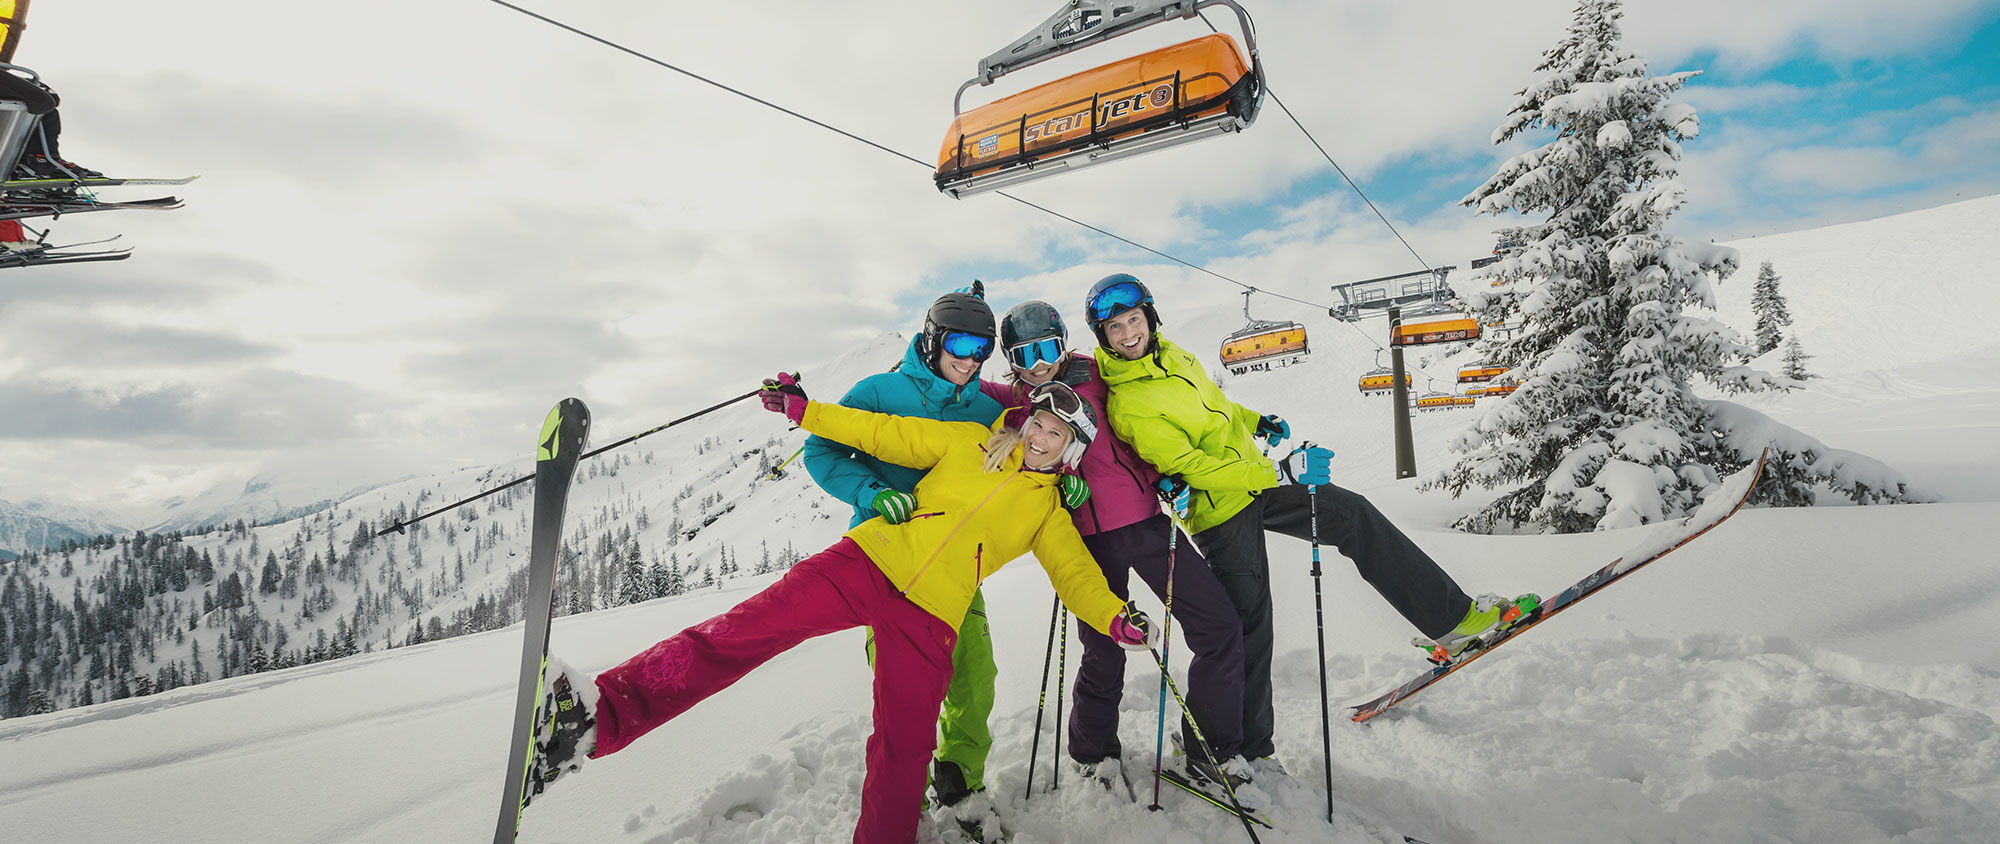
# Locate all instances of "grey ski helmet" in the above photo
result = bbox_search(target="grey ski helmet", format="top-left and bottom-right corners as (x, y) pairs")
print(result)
(1000, 300), (1068, 370)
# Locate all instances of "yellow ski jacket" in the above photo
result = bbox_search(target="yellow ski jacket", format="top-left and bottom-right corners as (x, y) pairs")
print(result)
(799, 401), (1127, 636)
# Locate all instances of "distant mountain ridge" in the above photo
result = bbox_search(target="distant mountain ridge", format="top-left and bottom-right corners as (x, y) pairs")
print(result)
(0, 498), (130, 556)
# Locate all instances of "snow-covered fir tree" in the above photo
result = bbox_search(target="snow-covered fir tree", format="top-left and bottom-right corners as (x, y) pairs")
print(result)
(1425, 0), (1923, 532)
(1752, 261), (1792, 354)
(1780, 335), (1815, 381)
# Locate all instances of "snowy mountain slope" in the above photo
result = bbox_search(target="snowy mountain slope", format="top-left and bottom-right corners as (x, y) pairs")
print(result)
(6, 197), (2000, 843)
(0, 497), (130, 557)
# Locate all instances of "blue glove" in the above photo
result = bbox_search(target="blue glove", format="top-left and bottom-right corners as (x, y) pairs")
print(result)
(1255, 414), (1290, 448)
(1156, 476), (1191, 518)
(954, 279), (986, 299)
(1276, 445), (1334, 486)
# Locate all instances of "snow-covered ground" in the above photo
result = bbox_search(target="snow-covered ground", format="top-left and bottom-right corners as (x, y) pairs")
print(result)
(4, 195), (2000, 843)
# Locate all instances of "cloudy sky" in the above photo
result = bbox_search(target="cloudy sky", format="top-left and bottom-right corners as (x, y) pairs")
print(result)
(3, 0), (1996, 522)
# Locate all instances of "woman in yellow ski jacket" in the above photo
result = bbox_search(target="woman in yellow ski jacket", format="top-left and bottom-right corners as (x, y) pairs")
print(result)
(529, 373), (1158, 844)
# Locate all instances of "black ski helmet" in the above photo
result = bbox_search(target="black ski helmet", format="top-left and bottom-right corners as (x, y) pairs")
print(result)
(919, 284), (996, 370)
(1000, 300), (1067, 367)
(1082, 273), (1161, 348)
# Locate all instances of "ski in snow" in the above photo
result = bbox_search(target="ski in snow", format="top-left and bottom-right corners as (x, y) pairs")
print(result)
(493, 398), (591, 844)
(1349, 449), (1769, 723)
(1153, 769), (1273, 829)
(2, 175), (200, 190)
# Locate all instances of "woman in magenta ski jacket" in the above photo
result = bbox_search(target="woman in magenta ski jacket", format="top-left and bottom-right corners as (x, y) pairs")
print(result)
(981, 300), (1248, 788)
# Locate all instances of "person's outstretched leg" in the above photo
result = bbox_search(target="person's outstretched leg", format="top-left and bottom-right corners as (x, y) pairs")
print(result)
(590, 538), (873, 756)
(1260, 483), (1470, 639)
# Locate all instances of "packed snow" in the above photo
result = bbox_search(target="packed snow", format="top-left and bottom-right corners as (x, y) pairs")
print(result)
(4, 196), (2000, 843)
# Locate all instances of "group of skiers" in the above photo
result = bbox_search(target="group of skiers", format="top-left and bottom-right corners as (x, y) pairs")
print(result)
(527, 274), (1536, 843)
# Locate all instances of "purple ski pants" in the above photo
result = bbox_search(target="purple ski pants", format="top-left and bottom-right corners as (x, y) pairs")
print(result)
(590, 538), (957, 844)
(1066, 513), (1246, 764)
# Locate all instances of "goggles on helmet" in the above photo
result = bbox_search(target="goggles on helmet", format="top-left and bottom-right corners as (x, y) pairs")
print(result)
(1005, 337), (1067, 370)
(1028, 379), (1096, 464)
(1086, 280), (1150, 323)
(939, 330), (994, 362)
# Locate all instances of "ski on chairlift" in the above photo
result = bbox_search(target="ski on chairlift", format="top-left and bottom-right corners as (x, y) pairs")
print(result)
(934, 0), (1265, 198)
(1219, 290), (1308, 375)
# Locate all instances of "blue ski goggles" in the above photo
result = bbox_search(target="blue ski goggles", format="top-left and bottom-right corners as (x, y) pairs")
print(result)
(1005, 337), (1067, 370)
(939, 330), (994, 362)
(1086, 280), (1150, 323)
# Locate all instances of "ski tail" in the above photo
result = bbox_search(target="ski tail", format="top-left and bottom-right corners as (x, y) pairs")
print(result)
(1153, 770), (1273, 829)
(495, 398), (591, 844)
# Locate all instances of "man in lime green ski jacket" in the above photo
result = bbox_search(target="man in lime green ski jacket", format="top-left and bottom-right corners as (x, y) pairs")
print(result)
(1085, 272), (1537, 774)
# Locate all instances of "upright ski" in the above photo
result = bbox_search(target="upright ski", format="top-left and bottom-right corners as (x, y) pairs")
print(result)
(494, 398), (591, 844)
(1349, 449), (1768, 723)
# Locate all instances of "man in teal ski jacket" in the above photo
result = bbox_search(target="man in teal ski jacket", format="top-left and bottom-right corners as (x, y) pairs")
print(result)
(801, 287), (1008, 819)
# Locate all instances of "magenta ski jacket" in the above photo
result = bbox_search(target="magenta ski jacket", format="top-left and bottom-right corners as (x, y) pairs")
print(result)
(981, 353), (1163, 537)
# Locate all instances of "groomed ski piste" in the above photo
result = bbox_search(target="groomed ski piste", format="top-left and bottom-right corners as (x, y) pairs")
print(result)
(4, 195), (2000, 843)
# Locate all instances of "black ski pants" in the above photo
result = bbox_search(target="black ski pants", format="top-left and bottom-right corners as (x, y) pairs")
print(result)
(1067, 513), (1245, 765)
(1191, 482), (1471, 759)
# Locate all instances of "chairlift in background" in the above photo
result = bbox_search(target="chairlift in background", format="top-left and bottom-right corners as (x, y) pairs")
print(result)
(1219, 290), (1309, 375)
(1457, 361), (1508, 384)
(1415, 392), (1458, 412)
(1390, 302), (1480, 347)
(1357, 350), (1406, 396)
(935, 0), (1265, 198)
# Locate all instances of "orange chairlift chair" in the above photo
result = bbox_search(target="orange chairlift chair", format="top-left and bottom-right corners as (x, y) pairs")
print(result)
(935, 0), (1265, 198)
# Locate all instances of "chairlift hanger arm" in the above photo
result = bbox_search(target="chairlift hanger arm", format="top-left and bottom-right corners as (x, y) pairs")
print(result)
(954, 0), (1260, 114)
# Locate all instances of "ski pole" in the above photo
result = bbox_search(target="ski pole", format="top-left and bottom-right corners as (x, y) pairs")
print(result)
(1024, 595), (1062, 801)
(1150, 518), (1179, 810)
(379, 384), (773, 535)
(1310, 481), (1333, 825)
(1054, 608), (1068, 791)
(1143, 612), (1263, 844)
(765, 445), (805, 480)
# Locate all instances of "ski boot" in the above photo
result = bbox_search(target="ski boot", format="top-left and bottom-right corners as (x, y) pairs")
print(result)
(525, 656), (598, 805)
(930, 760), (1002, 842)
(1073, 756), (1122, 791)
(1416, 593), (1542, 665)
(936, 790), (1003, 843)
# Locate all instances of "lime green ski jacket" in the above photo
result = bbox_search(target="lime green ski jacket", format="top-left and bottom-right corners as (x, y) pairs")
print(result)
(1094, 336), (1280, 534)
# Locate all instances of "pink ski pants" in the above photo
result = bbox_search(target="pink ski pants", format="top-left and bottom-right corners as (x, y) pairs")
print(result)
(590, 537), (958, 844)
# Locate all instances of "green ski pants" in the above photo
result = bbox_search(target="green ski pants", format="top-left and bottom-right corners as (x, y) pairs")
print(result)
(868, 587), (996, 790)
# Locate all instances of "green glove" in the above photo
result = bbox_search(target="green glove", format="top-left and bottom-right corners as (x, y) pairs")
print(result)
(1058, 474), (1091, 511)
(871, 487), (918, 524)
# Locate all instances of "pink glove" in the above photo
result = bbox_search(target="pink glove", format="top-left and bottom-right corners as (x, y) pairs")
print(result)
(1108, 606), (1160, 652)
(759, 373), (807, 425)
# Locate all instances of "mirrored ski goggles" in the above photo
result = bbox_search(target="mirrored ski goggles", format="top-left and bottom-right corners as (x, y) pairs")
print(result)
(939, 330), (994, 362)
(1005, 337), (1067, 370)
(1086, 281), (1149, 322)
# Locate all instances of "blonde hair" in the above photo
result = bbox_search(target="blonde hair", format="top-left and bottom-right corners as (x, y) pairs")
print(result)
(984, 412), (1073, 473)
(983, 428), (1023, 473)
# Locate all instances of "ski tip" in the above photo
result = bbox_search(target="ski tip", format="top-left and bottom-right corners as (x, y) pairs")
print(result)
(537, 398), (592, 462)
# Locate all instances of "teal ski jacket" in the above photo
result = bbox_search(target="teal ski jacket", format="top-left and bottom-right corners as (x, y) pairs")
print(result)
(803, 334), (1006, 528)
